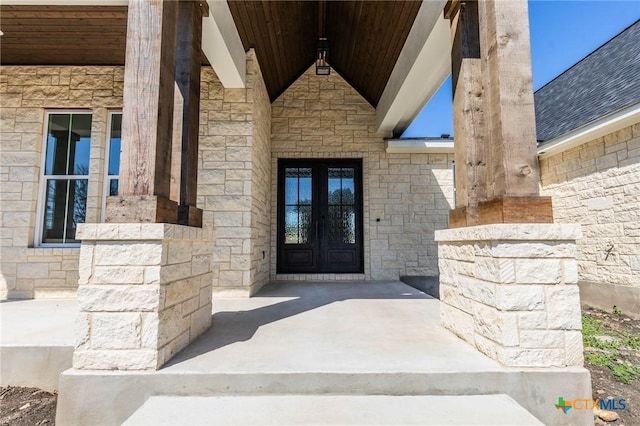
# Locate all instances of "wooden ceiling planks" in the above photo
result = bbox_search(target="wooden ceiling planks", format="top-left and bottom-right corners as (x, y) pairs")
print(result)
(229, 0), (422, 105)
(228, 0), (318, 102)
(0, 5), (128, 66)
(1, 1), (422, 106)
(326, 0), (422, 106)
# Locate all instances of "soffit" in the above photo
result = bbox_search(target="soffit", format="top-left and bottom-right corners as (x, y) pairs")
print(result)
(228, 0), (422, 105)
(1, 2), (423, 107)
(0, 5), (129, 65)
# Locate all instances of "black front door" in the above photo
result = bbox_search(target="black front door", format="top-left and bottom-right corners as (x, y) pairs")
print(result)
(277, 159), (364, 274)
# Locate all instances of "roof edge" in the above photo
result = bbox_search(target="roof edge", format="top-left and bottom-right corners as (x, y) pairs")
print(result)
(537, 102), (640, 159)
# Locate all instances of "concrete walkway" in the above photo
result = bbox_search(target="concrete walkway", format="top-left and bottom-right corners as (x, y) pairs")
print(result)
(0, 298), (76, 391)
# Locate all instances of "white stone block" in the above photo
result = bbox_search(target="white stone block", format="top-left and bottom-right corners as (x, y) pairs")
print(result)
(474, 333), (498, 360)
(93, 266), (144, 285)
(474, 257), (515, 284)
(546, 286), (582, 330)
(75, 312), (91, 350)
(78, 285), (160, 312)
(440, 303), (474, 345)
(495, 285), (544, 311)
(157, 304), (188, 347)
(94, 243), (163, 266)
(91, 313), (141, 349)
(141, 313), (159, 349)
(491, 242), (576, 258)
(497, 348), (565, 367)
(564, 330), (585, 366)
(563, 260), (579, 284)
(515, 259), (562, 284)
(473, 304), (519, 347)
(440, 284), (474, 315)
(519, 330), (564, 349)
(73, 349), (158, 370)
(458, 276), (495, 307)
(517, 311), (548, 330)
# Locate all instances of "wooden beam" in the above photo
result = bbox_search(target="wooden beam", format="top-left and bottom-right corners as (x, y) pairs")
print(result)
(174, 0), (204, 227)
(106, 0), (178, 223)
(449, 0), (485, 227)
(478, 0), (541, 199)
(447, 0), (552, 227)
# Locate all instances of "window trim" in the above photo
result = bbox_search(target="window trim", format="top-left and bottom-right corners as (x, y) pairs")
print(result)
(101, 111), (123, 222)
(36, 110), (93, 248)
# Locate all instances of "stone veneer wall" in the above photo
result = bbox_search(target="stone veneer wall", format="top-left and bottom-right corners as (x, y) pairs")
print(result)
(73, 223), (213, 370)
(271, 66), (454, 280)
(198, 50), (271, 297)
(0, 51), (271, 299)
(540, 123), (640, 290)
(436, 224), (584, 368)
(0, 66), (123, 298)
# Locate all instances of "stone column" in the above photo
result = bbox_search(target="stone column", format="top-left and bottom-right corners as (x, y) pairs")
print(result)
(73, 223), (213, 370)
(435, 224), (584, 368)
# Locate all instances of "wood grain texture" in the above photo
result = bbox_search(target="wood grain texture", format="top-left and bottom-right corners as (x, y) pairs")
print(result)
(450, 1), (486, 226)
(477, 197), (553, 225)
(228, 0), (420, 105)
(115, 0), (178, 223)
(0, 5), (128, 65)
(478, 0), (541, 198)
(176, 0), (204, 226)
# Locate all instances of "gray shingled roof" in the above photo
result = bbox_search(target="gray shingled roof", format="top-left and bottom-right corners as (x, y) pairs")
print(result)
(534, 20), (640, 142)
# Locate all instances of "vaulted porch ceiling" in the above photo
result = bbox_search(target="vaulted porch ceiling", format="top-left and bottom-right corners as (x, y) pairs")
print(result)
(0, 0), (449, 135)
(1, 1), (422, 105)
(227, 0), (422, 104)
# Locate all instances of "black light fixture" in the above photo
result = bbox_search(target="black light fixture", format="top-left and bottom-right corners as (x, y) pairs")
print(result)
(316, 0), (329, 75)
(316, 38), (330, 75)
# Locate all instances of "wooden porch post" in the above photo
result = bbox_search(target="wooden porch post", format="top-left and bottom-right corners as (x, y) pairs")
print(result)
(446, 0), (486, 227)
(106, 0), (179, 223)
(446, 0), (552, 227)
(172, 0), (206, 227)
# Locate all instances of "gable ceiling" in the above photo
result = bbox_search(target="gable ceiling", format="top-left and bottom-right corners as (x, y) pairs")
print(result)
(0, 1), (422, 106)
(228, 0), (422, 105)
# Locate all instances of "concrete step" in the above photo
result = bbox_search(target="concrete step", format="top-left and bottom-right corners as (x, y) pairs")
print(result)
(123, 394), (543, 425)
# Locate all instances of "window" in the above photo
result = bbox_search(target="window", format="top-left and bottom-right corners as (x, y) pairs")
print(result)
(39, 112), (92, 245)
(105, 112), (122, 200)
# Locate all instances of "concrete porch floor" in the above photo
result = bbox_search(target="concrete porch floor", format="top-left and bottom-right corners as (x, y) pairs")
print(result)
(163, 281), (502, 375)
(1, 281), (592, 425)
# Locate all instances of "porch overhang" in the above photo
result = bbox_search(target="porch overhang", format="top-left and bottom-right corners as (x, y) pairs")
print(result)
(0, 0), (247, 89)
(375, 0), (451, 136)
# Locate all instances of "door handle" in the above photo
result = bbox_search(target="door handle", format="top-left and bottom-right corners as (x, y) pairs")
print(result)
(315, 221), (319, 240)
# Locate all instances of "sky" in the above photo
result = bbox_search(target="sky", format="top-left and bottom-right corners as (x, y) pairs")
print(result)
(402, 1), (640, 138)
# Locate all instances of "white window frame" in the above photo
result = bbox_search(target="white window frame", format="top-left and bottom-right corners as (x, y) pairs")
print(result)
(101, 111), (123, 221)
(36, 110), (93, 247)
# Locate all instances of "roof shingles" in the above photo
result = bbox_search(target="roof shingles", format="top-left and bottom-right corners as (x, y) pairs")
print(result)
(534, 20), (640, 142)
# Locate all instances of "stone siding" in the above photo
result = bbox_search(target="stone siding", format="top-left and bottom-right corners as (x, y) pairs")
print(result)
(436, 224), (584, 368)
(271, 66), (454, 280)
(73, 223), (213, 370)
(1, 51), (271, 299)
(198, 50), (271, 297)
(0, 66), (123, 298)
(540, 123), (640, 289)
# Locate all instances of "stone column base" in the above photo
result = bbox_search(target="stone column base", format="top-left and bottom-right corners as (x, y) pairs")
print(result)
(435, 223), (584, 368)
(73, 223), (214, 370)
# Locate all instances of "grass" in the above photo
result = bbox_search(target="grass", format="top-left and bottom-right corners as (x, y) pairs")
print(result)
(582, 314), (640, 384)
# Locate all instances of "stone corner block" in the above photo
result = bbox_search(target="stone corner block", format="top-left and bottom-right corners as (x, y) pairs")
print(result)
(435, 223), (582, 243)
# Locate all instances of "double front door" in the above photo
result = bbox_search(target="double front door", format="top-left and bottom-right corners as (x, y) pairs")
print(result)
(277, 159), (364, 274)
